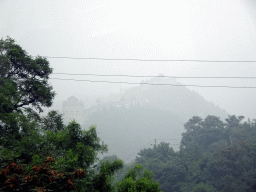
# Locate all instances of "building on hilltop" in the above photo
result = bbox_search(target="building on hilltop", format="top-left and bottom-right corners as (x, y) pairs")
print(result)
(62, 96), (85, 125)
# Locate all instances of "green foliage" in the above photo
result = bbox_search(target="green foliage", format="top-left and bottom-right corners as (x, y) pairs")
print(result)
(0, 147), (22, 168)
(41, 110), (65, 132)
(134, 115), (256, 192)
(191, 182), (216, 192)
(0, 117), (124, 191)
(91, 159), (124, 192)
(0, 38), (129, 191)
(0, 37), (55, 114)
(114, 161), (135, 182)
(31, 154), (43, 165)
(135, 143), (188, 192)
(181, 115), (225, 151)
(6, 37), (256, 192)
(0, 37), (55, 149)
(45, 121), (108, 172)
(116, 164), (162, 192)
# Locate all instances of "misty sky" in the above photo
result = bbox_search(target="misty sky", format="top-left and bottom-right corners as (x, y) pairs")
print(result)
(1, 0), (256, 119)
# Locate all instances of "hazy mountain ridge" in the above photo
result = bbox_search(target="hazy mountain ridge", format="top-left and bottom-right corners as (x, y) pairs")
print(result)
(82, 77), (228, 161)
(114, 77), (227, 119)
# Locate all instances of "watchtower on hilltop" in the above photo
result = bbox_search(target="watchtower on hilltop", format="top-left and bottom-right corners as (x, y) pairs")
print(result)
(62, 96), (85, 125)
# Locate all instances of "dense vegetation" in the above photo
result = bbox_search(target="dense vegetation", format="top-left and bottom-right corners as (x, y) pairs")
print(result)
(0, 37), (161, 191)
(2, 37), (256, 191)
(131, 115), (256, 192)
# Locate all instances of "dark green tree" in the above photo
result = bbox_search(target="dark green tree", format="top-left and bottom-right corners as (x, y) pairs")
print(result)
(225, 115), (244, 128)
(45, 122), (108, 172)
(41, 110), (65, 132)
(0, 37), (55, 148)
(0, 38), (162, 191)
(190, 182), (216, 192)
(136, 143), (187, 192)
(0, 37), (55, 114)
(116, 164), (162, 192)
(92, 159), (123, 192)
(181, 116), (225, 151)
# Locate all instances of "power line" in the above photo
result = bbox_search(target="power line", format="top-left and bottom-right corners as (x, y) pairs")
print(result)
(50, 77), (256, 88)
(52, 72), (256, 79)
(39, 56), (256, 63)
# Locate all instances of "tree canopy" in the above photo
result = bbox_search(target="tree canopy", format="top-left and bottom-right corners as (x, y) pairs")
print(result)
(134, 115), (256, 192)
(0, 37), (55, 114)
(0, 37), (161, 191)
(0, 37), (55, 148)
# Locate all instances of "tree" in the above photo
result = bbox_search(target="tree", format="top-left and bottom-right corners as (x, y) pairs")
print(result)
(225, 115), (244, 128)
(0, 120), (121, 191)
(191, 182), (216, 192)
(181, 116), (225, 151)
(45, 122), (108, 172)
(0, 38), (162, 191)
(41, 110), (65, 132)
(133, 115), (256, 192)
(0, 37), (55, 114)
(0, 37), (55, 148)
(116, 164), (162, 192)
(135, 142), (188, 192)
(92, 159), (123, 192)
(0, 153), (86, 192)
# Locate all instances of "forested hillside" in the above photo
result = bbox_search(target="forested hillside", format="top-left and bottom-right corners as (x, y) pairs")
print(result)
(113, 115), (256, 192)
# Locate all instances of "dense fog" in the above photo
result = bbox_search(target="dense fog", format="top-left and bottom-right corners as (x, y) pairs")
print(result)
(1, 1), (256, 191)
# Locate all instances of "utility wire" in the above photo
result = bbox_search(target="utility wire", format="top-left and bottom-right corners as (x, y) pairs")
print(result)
(52, 72), (256, 79)
(39, 56), (256, 63)
(50, 77), (256, 88)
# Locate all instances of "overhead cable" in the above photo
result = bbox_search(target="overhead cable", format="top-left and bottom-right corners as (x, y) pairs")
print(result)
(53, 72), (256, 79)
(39, 56), (256, 63)
(50, 77), (256, 88)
